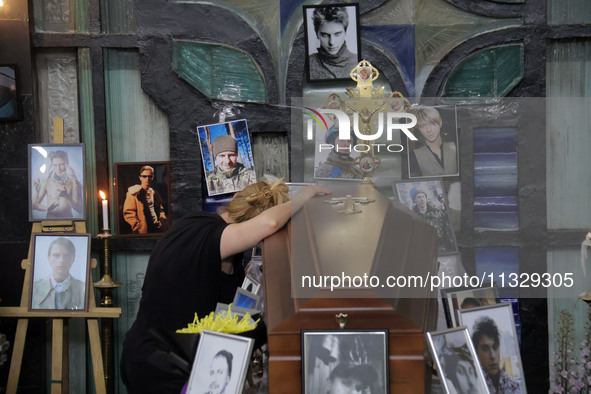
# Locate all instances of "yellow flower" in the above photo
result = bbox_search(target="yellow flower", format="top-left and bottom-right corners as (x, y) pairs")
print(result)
(176, 304), (258, 334)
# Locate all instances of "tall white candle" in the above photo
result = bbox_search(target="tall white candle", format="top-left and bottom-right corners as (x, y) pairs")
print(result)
(99, 191), (109, 230)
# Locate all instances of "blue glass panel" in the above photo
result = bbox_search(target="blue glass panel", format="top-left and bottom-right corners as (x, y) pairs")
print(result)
(473, 127), (518, 230)
(361, 25), (415, 96)
(475, 247), (519, 299)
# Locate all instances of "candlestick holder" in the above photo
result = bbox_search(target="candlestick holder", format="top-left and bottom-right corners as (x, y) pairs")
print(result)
(94, 228), (121, 394)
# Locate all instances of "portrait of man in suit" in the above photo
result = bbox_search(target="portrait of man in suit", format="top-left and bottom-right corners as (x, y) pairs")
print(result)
(30, 235), (89, 311)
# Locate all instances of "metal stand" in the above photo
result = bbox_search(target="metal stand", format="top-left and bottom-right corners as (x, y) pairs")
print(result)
(93, 229), (122, 394)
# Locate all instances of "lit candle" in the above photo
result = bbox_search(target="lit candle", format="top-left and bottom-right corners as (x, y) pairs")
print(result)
(99, 190), (109, 230)
(586, 232), (591, 241)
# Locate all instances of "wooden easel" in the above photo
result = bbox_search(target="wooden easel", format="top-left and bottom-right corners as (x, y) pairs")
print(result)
(0, 119), (121, 393)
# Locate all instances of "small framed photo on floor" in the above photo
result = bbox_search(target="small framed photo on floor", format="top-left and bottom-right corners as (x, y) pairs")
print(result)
(232, 287), (261, 311)
(426, 327), (489, 394)
(441, 285), (500, 328)
(459, 303), (527, 393)
(185, 330), (254, 394)
(302, 329), (388, 394)
(29, 233), (91, 312)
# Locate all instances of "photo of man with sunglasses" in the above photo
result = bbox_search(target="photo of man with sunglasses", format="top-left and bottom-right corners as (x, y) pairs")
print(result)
(123, 165), (168, 234)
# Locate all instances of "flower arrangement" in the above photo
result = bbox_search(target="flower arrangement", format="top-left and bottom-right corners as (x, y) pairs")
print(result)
(176, 304), (258, 335)
(551, 308), (591, 393)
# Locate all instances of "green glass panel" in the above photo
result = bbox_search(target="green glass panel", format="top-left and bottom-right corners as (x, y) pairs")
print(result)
(101, 0), (136, 34)
(548, 0), (591, 24)
(78, 48), (99, 235)
(546, 40), (591, 229)
(172, 40), (267, 103)
(104, 49), (170, 233)
(75, 0), (89, 33)
(442, 44), (524, 101)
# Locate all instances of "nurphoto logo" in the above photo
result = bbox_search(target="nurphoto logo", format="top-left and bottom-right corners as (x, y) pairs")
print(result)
(304, 108), (418, 153)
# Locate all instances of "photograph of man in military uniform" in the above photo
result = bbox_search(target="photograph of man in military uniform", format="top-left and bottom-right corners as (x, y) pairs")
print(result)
(197, 119), (256, 196)
(393, 179), (458, 255)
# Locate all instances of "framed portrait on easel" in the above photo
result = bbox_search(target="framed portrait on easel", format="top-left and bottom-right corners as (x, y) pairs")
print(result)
(29, 233), (91, 312)
(28, 144), (86, 222)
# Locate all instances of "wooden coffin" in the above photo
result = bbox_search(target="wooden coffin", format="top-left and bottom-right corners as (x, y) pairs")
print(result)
(262, 184), (439, 393)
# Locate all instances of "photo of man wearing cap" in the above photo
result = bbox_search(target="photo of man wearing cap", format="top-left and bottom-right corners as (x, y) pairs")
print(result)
(205, 134), (256, 196)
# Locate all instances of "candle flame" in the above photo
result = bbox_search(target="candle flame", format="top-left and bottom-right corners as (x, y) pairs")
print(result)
(99, 190), (106, 200)
(0, 1), (4, 7)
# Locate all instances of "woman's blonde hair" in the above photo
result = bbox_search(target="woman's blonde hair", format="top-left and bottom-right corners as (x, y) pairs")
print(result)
(221, 179), (290, 223)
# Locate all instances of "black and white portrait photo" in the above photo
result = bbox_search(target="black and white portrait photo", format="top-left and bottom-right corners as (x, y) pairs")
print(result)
(426, 327), (489, 394)
(28, 144), (86, 221)
(29, 233), (90, 312)
(303, 4), (361, 82)
(302, 330), (388, 394)
(185, 330), (254, 394)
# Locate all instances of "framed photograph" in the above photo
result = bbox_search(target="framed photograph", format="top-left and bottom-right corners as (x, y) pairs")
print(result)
(241, 275), (261, 295)
(197, 119), (257, 196)
(114, 161), (171, 237)
(185, 329), (254, 394)
(459, 303), (527, 393)
(303, 4), (361, 82)
(29, 233), (91, 312)
(215, 303), (257, 325)
(302, 329), (388, 394)
(0, 65), (21, 121)
(28, 144), (86, 222)
(393, 179), (458, 255)
(232, 287), (261, 311)
(407, 106), (459, 178)
(426, 327), (489, 394)
(441, 286), (500, 328)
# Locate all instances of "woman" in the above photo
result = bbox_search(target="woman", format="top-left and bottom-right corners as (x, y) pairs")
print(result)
(120, 180), (330, 393)
(409, 107), (458, 177)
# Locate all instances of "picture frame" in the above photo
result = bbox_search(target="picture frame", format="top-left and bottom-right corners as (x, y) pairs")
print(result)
(459, 303), (527, 393)
(114, 161), (171, 237)
(185, 329), (254, 394)
(241, 274), (261, 296)
(393, 179), (458, 255)
(441, 286), (500, 328)
(29, 233), (91, 312)
(197, 119), (257, 196)
(0, 65), (21, 121)
(28, 144), (86, 222)
(302, 329), (389, 394)
(426, 327), (490, 394)
(407, 105), (459, 179)
(303, 4), (361, 82)
(232, 287), (261, 311)
(215, 303), (258, 325)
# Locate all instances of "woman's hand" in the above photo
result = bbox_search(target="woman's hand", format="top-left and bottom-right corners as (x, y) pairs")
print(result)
(291, 184), (332, 214)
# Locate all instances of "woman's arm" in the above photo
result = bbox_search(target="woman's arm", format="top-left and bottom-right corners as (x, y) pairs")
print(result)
(219, 185), (331, 259)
